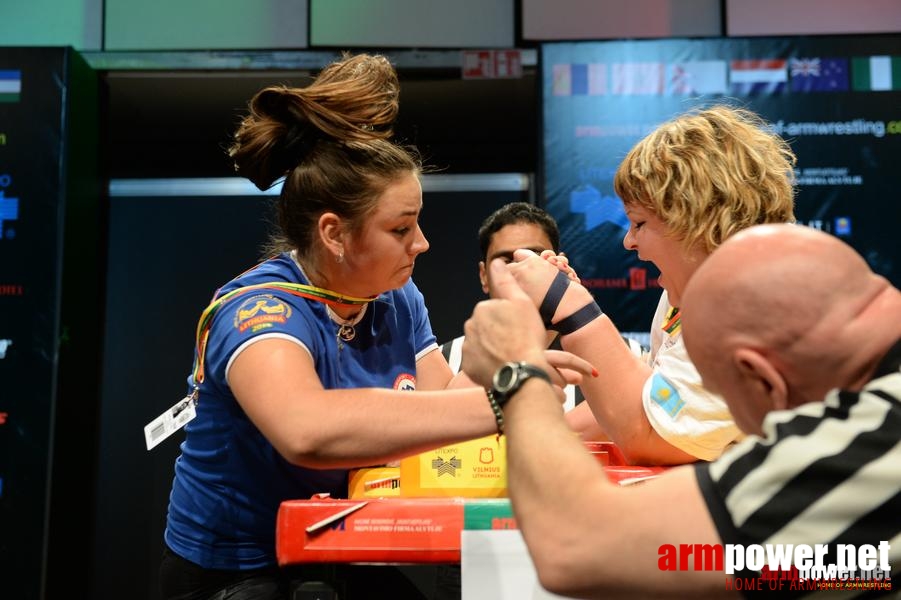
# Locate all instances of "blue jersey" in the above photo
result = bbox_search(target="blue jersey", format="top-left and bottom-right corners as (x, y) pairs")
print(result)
(165, 252), (437, 569)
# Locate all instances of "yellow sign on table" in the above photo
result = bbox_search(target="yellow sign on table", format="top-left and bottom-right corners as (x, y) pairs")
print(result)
(348, 466), (402, 499)
(400, 434), (507, 498)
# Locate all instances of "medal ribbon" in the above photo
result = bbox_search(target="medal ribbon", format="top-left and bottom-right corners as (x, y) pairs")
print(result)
(662, 306), (682, 336)
(192, 281), (375, 386)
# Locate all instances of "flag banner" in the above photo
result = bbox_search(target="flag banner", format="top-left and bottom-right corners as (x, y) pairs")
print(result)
(790, 58), (849, 92)
(585, 63), (607, 95)
(666, 61), (727, 95)
(552, 64), (572, 96)
(570, 64), (589, 95)
(0, 70), (21, 103)
(612, 62), (664, 95)
(730, 59), (787, 95)
(553, 63), (608, 96)
(852, 56), (901, 91)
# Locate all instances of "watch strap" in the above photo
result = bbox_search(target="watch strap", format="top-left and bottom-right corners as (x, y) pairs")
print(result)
(492, 361), (552, 408)
(486, 389), (505, 435)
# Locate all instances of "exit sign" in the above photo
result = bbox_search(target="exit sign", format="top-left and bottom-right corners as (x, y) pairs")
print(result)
(462, 50), (523, 79)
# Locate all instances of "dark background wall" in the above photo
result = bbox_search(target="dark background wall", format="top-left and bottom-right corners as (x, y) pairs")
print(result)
(102, 68), (539, 179)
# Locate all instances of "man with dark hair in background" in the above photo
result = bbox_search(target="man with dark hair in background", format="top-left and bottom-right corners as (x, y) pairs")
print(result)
(441, 201), (643, 412)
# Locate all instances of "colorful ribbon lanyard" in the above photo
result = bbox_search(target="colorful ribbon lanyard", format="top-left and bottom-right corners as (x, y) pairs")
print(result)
(191, 280), (375, 387)
(662, 306), (682, 336)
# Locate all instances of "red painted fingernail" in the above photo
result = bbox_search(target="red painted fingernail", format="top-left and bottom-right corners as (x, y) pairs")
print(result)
(592, 368), (599, 377)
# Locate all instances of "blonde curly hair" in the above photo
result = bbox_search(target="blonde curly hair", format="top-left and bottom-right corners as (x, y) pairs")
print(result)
(614, 105), (796, 254)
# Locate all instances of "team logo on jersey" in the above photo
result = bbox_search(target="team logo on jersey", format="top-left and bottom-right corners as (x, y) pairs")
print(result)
(394, 373), (416, 391)
(650, 373), (685, 418)
(234, 294), (292, 333)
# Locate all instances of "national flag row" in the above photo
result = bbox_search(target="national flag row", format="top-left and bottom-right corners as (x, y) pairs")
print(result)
(551, 56), (901, 96)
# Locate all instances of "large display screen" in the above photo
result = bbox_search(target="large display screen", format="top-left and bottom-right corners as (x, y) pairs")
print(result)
(542, 35), (901, 333)
(0, 47), (70, 600)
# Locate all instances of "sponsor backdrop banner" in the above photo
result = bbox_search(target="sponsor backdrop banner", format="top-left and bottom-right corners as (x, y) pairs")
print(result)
(542, 35), (901, 333)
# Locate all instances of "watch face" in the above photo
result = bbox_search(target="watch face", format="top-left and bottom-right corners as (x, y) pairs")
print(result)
(492, 361), (551, 407)
(495, 363), (516, 391)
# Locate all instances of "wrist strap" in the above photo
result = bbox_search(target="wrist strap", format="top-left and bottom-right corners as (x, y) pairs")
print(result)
(539, 269), (603, 335)
(553, 301), (603, 335)
(485, 389), (505, 435)
(538, 270), (571, 328)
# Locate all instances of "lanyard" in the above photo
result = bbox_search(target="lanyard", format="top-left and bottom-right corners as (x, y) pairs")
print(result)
(191, 279), (375, 387)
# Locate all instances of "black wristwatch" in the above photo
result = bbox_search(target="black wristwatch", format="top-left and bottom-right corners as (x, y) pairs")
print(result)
(491, 361), (552, 407)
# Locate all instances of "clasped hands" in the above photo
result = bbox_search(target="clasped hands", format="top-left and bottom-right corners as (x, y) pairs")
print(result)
(462, 249), (597, 399)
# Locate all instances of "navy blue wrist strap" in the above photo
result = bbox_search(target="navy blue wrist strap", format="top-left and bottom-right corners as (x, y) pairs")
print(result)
(553, 301), (603, 335)
(538, 270), (570, 328)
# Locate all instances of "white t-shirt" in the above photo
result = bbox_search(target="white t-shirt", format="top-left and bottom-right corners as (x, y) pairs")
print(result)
(642, 291), (744, 461)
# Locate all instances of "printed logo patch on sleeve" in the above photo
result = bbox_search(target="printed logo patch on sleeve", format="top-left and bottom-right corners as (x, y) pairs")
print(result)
(233, 294), (292, 334)
(394, 373), (416, 391)
(650, 373), (685, 418)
